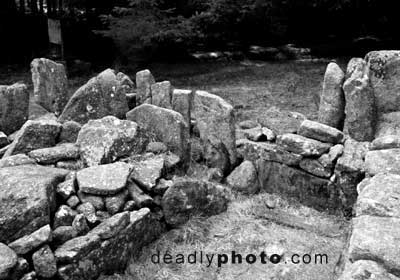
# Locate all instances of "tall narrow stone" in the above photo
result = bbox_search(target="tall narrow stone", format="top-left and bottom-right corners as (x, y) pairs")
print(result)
(136, 69), (155, 105)
(151, 81), (173, 109)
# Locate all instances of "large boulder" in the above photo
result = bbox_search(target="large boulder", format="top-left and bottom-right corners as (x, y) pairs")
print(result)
(31, 58), (69, 115)
(192, 90), (237, 167)
(58, 69), (130, 124)
(126, 104), (189, 164)
(136, 69), (155, 105)
(76, 116), (146, 166)
(161, 178), (229, 227)
(343, 58), (376, 141)
(226, 160), (260, 194)
(0, 243), (17, 280)
(317, 62), (345, 129)
(365, 149), (400, 176)
(0, 83), (29, 134)
(3, 119), (61, 157)
(0, 165), (68, 244)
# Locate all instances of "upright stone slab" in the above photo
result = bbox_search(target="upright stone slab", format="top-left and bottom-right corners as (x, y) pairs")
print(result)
(0, 83), (29, 135)
(151, 81), (173, 109)
(31, 58), (69, 116)
(172, 89), (193, 130)
(318, 62), (345, 129)
(192, 90), (237, 166)
(0, 165), (68, 244)
(343, 59), (376, 141)
(58, 69), (130, 124)
(136, 69), (155, 105)
(365, 51), (400, 115)
(126, 104), (189, 164)
(345, 57), (365, 79)
(365, 149), (400, 176)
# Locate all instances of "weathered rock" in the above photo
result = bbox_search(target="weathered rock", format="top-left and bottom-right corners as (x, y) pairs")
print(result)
(104, 189), (129, 215)
(0, 165), (68, 243)
(203, 136), (231, 175)
(0, 243), (17, 280)
(338, 260), (400, 280)
(262, 127), (276, 141)
(53, 226), (78, 244)
(8, 225), (52, 255)
(151, 81), (173, 109)
(206, 167), (224, 183)
(127, 104), (189, 164)
(56, 175), (76, 200)
(345, 57), (365, 79)
(226, 160), (260, 194)
(59, 120), (82, 143)
(257, 106), (306, 135)
(366, 50), (400, 115)
(77, 191), (104, 210)
(9, 257), (29, 280)
(298, 120), (344, 144)
(128, 155), (164, 191)
(192, 90), (237, 167)
(67, 195), (80, 208)
(77, 162), (130, 195)
(56, 160), (84, 170)
(0, 132), (8, 148)
(126, 93), (136, 110)
(31, 58), (69, 115)
(171, 89), (193, 129)
(146, 141), (168, 154)
(77, 116), (145, 167)
(243, 127), (266, 142)
(276, 134), (332, 156)
(127, 182), (153, 208)
(343, 58), (376, 141)
(318, 144), (344, 169)
(318, 62), (345, 129)
(58, 69), (130, 124)
(3, 119), (61, 157)
(90, 212), (130, 240)
(375, 112), (400, 138)
(238, 120), (259, 130)
(299, 158), (332, 178)
(0, 83), (29, 135)
(162, 178), (229, 227)
(349, 215), (400, 273)
(55, 234), (101, 264)
(237, 139), (302, 166)
(153, 179), (173, 195)
(20, 271), (36, 280)
(136, 69), (155, 105)
(54, 205), (77, 228)
(257, 160), (340, 211)
(365, 149), (400, 176)
(28, 143), (79, 164)
(76, 202), (96, 217)
(123, 200), (138, 212)
(0, 154), (36, 168)
(370, 135), (400, 150)
(72, 214), (90, 236)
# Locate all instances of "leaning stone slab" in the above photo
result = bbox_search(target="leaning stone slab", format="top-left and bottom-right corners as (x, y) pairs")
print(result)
(0, 243), (17, 280)
(151, 81), (173, 109)
(136, 69), (155, 105)
(276, 134), (332, 156)
(365, 149), (400, 176)
(370, 135), (400, 150)
(90, 211), (130, 240)
(349, 215), (400, 274)
(31, 58), (69, 115)
(172, 89), (193, 130)
(318, 62), (345, 129)
(298, 120), (344, 144)
(0, 83), (29, 135)
(129, 154), (165, 191)
(126, 104), (189, 164)
(356, 174), (400, 218)
(338, 260), (400, 280)
(299, 158), (332, 178)
(3, 119), (61, 157)
(8, 225), (52, 255)
(58, 69), (130, 124)
(77, 116), (146, 166)
(54, 233), (101, 264)
(0, 165), (68, 244)
(77, 162), (130, 195)
(28, 143), (79, 164)
(0, 154), (36, 168)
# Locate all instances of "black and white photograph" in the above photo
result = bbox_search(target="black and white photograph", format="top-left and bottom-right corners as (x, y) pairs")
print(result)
(0, 1), (399, 279)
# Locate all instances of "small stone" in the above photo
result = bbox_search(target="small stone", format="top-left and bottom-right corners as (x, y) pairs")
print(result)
(146, 141), (168, 154)
(0, 243), (18, 280)
(0, 132), (8, 148)
(8, 225), (52, 255)
(244, 127), (266, 142)
(123, 200), (138, 211)
(76, 202), (96, 217)
(226, 160), (260, 194)
(66, 195), (80, 208)
(53, 226), (78, 244)
(318, 144), (344, 169)
(59, 120), (81, 143)
(153, 179), (173, 195)
(77, 191), (104, 210)
(56, 160), (84, 170)
(238, 120), (259, 129)
(54, 205), (77, 228)
(20, 272), (36, 280)
(298, 120), (344, 144)
(32, 245), (57, 278)
(262, 127), (276, 141)
(56, 176), (76, 200)
(299, 158), (332, 178)
(104, 189), (129, 215)
(127, 182), (153, 208)
(95, 211), (111, 224)
(72, 214), (90, 236)
(206, 168), (224, 183)
(203, 136), (231, 175)
(277, 134), (332, 156)
(90, 211), (130, 240)
(9, 257), (29, 280)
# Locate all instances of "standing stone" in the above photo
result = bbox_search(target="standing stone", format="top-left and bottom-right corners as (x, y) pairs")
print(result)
(318, 62), (345, 129)
(32, 245), (57, 278)
(0, 83), (29, 135)
(31, 58), (69, 115)
(58, 69), (130, 124)
(226, 160), (260, 194)
(172, 89), (193, 131)
(365, 51), (400, 115)
(0, 243), (17, 280)
(126, 104), (189, 164)
(192, 90), (237, 167)
(151, 81), (173, 109)
(343, 58), (376, 141)
(3, 119), (61, 157)
(136, 69), (155, 105)
(77, 116), (146, 166)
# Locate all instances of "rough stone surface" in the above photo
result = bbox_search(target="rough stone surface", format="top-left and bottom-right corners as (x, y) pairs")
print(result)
(276, 134), (332, 156)
(151, 81), (173, 109)
(0, 243), (17, 280)
(345, 57), (365, 79)
(375, 112), (400, 138)
(318, 62), (345, 129)
(90, 212), (130, 240)
(0, 132), (8, 148)
(32, 245), (57, 278)
(104, 190), (129, 215)
(28, 143), (79, 164)
(172, 89), (193, 130)
(162, 178), (229, 227)
(54, 205), (77, 228)
(72, 214), (90, 236)
(3, 119), (61, 157)
(0, 165), (68, 243)
(127, 182), (153, 208)
(59, 69), (130, 124)
(226, 160), (260, 194)
(318, 144), (344, 170)
(339, 260), (400, 280)
(298, 120), (344, 144)
(8, 225), (51, 255)
(77, 162), (130, 195)
(203, 136), (231, 175)
(59, 121), (82, 143)
(129, 155), (164, 191)
(349, 215), (400, 274)
(136, 69), (155, 105)
(365, 149), (400, 176)
(192, 90), (237, 166)
(57, 176), (76, 200)
(77, 116), (145, 167)
(31, 58), (69, 115)
(77, 191), (104, 210)
(0, 154), (36, 168)
(53, 226), (78, 245)
(343, 58), (376, 141)
(238, 120), (259, 130)
(0, 83), (29, 135)
(146, 141), (168, 154)
(257, 106), (306, 135)
(127, 104), (189, 164)
(299, 158), (332, 178)
(370, 135), (400, 150)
